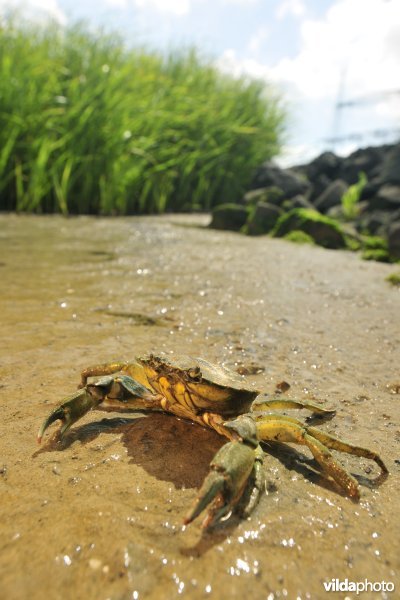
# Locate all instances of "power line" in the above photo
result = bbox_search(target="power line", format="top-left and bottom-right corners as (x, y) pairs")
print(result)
(337, 89), (400, 108)
(328, 79), (400, 148)
(324, 126), (400, 146)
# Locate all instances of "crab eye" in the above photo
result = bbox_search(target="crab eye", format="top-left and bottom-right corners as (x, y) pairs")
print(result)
(188, 366), (201, 379)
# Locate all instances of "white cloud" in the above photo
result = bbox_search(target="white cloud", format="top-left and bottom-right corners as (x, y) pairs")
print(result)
(222, 0), (259, 4)
(220, 0), (400, 108)
(272, 0), (400, 102)
(132, 0), (190, 15)
(275, 142), (321, 167)
(217, 0), (400, 164)
(104, 0), (128, 7)
(247, 25), (269, 56)
(376, 95), (400, 120)
(216, 48), (274, 81)
(0, 0), (66, 23)
(0, 0), (67, 25)
(103, 0), (190, 14)
(275, 0), (305, 20)
(104, 0), (261, 15)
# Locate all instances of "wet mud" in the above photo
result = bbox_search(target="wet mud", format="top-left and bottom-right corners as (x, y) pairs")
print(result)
(0, 214), (399, 599)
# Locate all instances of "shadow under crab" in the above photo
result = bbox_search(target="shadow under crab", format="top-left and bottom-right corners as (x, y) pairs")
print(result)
(38, 354), (388, 529)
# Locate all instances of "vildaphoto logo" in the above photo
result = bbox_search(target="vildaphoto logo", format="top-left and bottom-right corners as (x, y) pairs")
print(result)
(323, 579), (395, 595)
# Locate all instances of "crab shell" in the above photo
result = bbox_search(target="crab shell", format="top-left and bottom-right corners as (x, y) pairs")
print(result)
(138, 354), (260, 418)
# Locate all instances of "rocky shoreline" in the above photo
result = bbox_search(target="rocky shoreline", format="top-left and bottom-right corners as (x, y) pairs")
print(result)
(210, 142), (400, 261)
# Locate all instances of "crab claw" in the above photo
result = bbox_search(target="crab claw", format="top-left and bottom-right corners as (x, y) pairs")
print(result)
(183, 440), (257, 529)
(37, 375), (159, 443)
(37, 384), (107, 443)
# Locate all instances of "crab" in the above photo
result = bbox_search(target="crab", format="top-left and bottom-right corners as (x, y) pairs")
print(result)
(38, 354), (388, 528)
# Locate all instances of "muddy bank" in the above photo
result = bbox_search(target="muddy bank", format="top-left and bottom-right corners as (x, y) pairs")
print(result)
(0, 214), (399, 599)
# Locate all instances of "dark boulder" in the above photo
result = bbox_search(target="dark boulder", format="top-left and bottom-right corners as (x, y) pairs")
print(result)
(251, 162), (310, 199)
(314, 179), (348, 213)
(380, 145), (400, 185)
(368, 185), (400, 211)
(360, 178), (381, 201)
(388, 222), (400, 259)
(209, 204), (249, 231)
(302, 151), (341, 180)
(326, 204), (345, 221)
(356, 210), (393, 236)
(282, 194), (314, 211)
(243, 186), (284, 207)
(273, 208), (347, 249)
(338, 146), (386, 184)
(245, 202), (283, 236)
(309, 173), (333, 204)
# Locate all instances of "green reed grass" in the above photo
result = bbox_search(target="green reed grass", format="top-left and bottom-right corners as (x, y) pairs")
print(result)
(0, 20), (286, 214)
(341, 172), (367, 221)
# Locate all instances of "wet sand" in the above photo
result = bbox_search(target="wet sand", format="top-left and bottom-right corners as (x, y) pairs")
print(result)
(0, 213), (399, 600)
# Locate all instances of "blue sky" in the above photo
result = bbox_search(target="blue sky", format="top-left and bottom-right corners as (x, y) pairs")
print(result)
(2, 0), (400, 165)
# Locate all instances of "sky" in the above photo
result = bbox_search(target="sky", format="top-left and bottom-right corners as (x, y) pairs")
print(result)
(1, 0), (400, 166)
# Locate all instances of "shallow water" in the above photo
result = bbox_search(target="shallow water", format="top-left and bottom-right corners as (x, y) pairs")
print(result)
(0, 213), (399, 599)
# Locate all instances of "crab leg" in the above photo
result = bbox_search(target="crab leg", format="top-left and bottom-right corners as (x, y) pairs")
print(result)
(38, 375), (159, 443)
(79, 360), (149, 388)
(238, 445), (265, 518)
(256, 414), (388, 498)
(252, 396), (336, 417)
(304, 425), (388, 475)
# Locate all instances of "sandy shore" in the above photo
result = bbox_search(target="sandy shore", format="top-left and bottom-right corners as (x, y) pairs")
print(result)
(0, 213), (399, 599)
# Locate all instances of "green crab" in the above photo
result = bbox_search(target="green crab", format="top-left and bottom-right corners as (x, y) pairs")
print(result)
(38, 354), (388, 528)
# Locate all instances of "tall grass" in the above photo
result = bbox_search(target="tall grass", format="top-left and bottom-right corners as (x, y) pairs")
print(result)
(0, 20), (286, 214)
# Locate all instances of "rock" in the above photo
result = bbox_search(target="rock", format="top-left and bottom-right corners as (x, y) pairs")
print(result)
(380, 144), (400, 185)
(368, 185), (400, 211)
(356, 210), (394, 236)
(339, 146), (386, 184)
(309, 173), (333, 204)
(390, 207), (400, 224)
(251, 162), (310, 199)
(209, 204), (249, 231)
(283, 194), (315, 211)
(388, 222), (400, 259)
(326, 204), (345, 221)
(273, 208), (347, 249)
(360, 178), (381, 201)
(245, 202), (283, 235)
(283, 230), (315, 245)
(328, 199), (370, 223)
(314, 179), (348, 213)
(242, 142), (400, 261)
(243, 186), (284, 206)
(303, 151), (341, 180)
